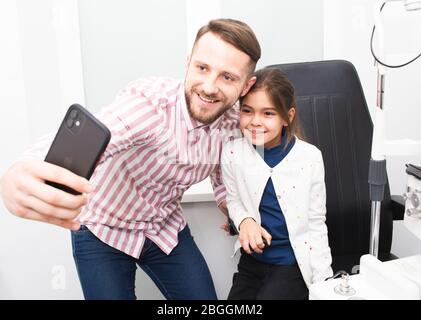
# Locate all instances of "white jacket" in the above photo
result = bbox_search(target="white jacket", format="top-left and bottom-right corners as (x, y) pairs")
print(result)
(221, 137), (333, 287)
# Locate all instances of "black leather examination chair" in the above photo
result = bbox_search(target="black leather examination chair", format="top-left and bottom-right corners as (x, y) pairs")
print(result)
(269, 60), (405, 273)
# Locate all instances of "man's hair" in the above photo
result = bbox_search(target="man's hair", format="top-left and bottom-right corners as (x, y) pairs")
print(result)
(192, 18), (261, 72)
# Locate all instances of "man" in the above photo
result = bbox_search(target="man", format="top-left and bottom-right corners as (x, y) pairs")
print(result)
(0, 18), (260, 299)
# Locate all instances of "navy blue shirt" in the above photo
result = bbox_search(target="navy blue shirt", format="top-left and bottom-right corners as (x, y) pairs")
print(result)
(252, 130), (297, 265)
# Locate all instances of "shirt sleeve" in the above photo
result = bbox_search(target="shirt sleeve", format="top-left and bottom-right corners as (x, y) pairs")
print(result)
(95, 79), (165, 164)
(209, 164), (226, 206)
(220, 141), (253, 231)
(308, 151), (334, 283)
(212, 109), (241, 207)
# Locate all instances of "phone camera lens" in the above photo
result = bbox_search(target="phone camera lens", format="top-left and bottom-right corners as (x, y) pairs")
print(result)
(66, 118), (74, 128)
(69, 109), (78, 119)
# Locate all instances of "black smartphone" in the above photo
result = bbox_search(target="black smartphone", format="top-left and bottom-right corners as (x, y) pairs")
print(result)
(44, 104), (111, 195)
(228, 217), (239, 236)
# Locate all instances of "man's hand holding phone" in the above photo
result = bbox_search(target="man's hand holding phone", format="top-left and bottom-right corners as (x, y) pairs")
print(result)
(0, 104), (110, 230)
(0, 160), (92, 230)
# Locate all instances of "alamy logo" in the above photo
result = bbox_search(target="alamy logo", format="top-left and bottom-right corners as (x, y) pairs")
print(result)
(51, 265), (66, 290)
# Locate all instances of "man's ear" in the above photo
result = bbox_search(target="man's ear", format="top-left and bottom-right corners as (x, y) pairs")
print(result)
(240, 76), (256, 97)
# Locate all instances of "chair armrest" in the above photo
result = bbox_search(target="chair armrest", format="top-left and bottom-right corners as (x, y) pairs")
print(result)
(390, 195), (405, 220)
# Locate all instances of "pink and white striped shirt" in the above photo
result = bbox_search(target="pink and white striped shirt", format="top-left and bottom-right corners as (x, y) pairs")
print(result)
(22, 77), (240, 258)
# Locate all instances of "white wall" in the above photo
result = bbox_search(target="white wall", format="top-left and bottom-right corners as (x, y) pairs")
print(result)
(220, 0), (324, 68)
(77, 0), (188, 112)
(0, 0), (85, 299)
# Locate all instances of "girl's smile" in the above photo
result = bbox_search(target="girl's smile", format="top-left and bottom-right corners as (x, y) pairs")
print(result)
(240, 90), (288, 149)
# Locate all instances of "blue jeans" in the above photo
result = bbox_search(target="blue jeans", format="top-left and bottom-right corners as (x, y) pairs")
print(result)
(71, 225), (217, 300)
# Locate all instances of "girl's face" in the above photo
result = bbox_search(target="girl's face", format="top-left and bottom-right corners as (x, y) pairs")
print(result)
(240, 90), (294, 149)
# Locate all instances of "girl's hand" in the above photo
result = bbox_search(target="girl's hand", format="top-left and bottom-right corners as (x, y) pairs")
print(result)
(238, 218), (272, 254)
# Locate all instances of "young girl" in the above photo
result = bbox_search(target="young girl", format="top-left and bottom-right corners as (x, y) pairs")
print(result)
(221, 68), (333, 300)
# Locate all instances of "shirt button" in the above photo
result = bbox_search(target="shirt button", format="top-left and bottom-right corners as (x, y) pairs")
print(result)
(269, 168), (273, 173)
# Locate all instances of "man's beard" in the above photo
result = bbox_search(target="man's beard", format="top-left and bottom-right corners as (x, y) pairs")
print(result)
(185, 89), (232, 125)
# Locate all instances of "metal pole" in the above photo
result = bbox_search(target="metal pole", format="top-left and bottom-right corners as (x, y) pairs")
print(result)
(369, 201), (382, 256)
(368, 57), (388, 257)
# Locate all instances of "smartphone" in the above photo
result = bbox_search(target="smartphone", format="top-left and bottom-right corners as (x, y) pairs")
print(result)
(44, 104), (111, 195)
(228, 217), (239, 236)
